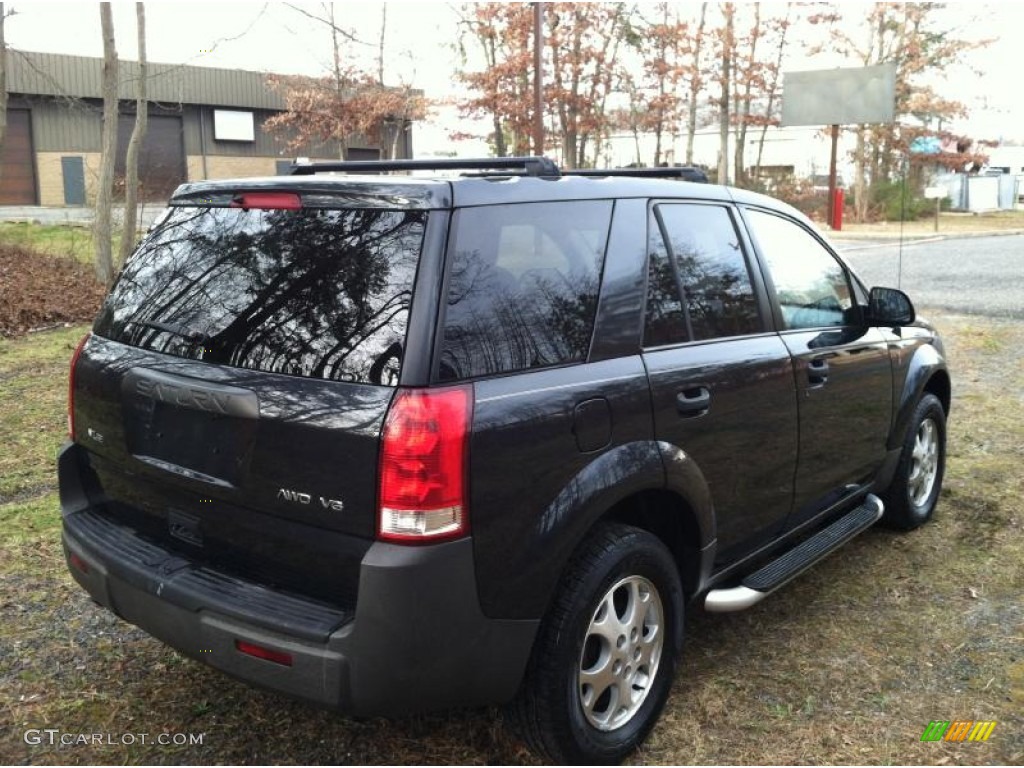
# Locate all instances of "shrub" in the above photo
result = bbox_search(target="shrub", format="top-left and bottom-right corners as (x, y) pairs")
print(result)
(871, 180), (933, 222)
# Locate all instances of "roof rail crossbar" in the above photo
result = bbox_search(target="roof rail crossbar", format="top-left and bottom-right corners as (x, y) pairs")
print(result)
(289, 156), (561, 177)
(563, 167), (709, 182)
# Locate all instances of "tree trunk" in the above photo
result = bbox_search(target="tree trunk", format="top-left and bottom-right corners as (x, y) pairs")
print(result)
(480, 32), (507, 157)
(717, 3), (733, 185)
(94, 3), (119, 287)
(755, 3), (791, 180)
(0, 3), (7, 190)
(685, 2), (707, 165)
(377, 3), (386, 85)
(389, 118), (403, 160)
(329, 4), (346, 160)
(492, 114), (507, 157)
(118, 2), (147, 268)
(733, 4), (759, 187)
(653, 2), (667, 168)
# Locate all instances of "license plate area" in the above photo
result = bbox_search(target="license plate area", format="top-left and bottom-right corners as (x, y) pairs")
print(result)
(122, 368), (259, 487)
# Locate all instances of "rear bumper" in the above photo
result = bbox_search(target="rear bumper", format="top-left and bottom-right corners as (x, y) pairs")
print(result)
(59, 443), (538, 716)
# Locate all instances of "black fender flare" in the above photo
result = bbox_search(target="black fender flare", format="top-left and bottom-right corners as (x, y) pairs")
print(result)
(890, 343), (948, 451)
(526, 440), (716, 615)
(657, 440), (716, 548)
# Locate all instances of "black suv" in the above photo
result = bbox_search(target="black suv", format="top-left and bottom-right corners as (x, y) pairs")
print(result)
(60, 157), (949, 764)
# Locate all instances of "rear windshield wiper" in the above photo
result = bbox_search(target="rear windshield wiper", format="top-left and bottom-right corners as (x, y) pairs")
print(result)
(127, 319), (209, 345)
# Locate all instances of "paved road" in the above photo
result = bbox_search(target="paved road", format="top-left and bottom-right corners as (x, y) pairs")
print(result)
(835, 234), (1024, 319)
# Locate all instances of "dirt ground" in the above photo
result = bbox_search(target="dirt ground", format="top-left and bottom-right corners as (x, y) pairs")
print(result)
(0, 244), (105, 338)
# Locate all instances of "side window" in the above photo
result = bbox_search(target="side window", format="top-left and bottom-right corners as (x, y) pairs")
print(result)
(438, 201), (612, 381)
(744, 209), (854, 330)
(643, 203), (761, 346)
(643, 223), (688, 347)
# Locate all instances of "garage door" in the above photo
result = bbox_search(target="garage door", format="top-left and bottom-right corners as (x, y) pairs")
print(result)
(116, 113), (186, 202)
(0, 109), (38, 205)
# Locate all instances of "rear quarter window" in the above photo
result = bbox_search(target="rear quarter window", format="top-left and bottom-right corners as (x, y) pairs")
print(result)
(93, 206), (426, 384)
(437, 201), (612, 381)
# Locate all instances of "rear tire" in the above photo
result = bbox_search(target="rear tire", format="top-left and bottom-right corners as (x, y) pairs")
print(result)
(506, 523), (684, 764)
(881, 393), (946, 530)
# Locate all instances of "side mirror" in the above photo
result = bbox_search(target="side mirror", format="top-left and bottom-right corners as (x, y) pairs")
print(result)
(868, 286), (915, 326)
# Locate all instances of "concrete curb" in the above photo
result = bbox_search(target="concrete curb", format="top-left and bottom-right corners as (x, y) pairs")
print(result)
(0, 206), (164, 228)
(828, 228), (1024, 242)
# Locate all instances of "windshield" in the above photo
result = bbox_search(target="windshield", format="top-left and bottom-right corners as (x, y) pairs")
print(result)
(94, 206), (426, 385)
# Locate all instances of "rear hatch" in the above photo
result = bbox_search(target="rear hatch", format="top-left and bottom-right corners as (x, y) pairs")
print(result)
(71, 186), (437, 604)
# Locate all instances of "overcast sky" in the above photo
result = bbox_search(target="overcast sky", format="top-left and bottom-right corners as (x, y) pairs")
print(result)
(6, 1), (1024, 154)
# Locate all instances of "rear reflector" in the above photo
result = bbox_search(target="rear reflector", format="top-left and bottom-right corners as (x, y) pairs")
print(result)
(69, 552), (90, 574)
(378, 386), (472, 543)
(230, 192), (301, 210)
(234, 640), (293, 666)
(68, 333), (90, 440)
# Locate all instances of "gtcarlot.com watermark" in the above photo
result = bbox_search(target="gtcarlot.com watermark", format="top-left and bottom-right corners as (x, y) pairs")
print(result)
(24, 729), (205, 747)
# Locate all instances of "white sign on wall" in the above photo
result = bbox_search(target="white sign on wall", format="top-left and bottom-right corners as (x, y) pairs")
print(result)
(213, 110), (255, 142)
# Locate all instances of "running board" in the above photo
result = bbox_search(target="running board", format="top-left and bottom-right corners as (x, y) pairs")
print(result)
(704, 494), (884, 612)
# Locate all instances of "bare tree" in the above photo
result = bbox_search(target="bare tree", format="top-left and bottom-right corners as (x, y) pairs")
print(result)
(0, 3), (9, 188)
(732, 3), (760, 186)
(716, 2), (733, 184)
(685, 2), (707, 166)
(377, 3), (386, 85)
(753, 4), (793, 181)
(94, 2), (119, 286)
(119, 2), (148, 267)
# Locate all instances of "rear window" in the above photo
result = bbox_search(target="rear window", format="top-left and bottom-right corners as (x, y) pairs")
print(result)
(438, 201), (612, 381)
(94, 206), (426, 384)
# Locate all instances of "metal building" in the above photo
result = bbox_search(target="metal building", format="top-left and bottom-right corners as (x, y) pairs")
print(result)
(1, 50), (414, 206)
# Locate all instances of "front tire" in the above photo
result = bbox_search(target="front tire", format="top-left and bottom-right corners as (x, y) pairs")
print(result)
(507, 523), (684, 764)
(882, 393), (946, 530)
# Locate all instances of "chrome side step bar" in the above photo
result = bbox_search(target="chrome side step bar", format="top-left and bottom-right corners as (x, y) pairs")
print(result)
(704, 494), (884, 613)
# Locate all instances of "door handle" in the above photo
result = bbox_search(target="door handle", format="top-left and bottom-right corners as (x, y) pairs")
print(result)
(676, 386), (711, 417)
(808, 357), (830, 387)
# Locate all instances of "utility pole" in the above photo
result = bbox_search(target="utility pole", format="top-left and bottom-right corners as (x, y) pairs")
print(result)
(827, 123), (839, 228)
(533, 2), (544, 157)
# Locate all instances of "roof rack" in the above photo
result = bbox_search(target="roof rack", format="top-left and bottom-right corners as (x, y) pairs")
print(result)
(289, 156), (561, 177)
(563, 167), (709, 183)
(287, 157), (709, 183)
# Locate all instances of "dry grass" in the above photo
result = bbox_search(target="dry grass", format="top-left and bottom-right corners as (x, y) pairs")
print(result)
(838, 208), (1024, 237)
(1, 311), (1021, 764)
(0, 223), (98, 265)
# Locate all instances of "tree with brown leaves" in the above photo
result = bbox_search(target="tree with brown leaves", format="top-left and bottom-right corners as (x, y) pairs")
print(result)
(546, 2), (630, 168)
(812, 3), (991, 220)
(628, 3), (691, 167)
(454, 3), (535, 156)
(266, 4), (427, 160)
(454, 2), (631, 167)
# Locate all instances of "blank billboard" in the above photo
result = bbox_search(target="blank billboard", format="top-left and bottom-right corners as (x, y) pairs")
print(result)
(781, 63), (896, 126)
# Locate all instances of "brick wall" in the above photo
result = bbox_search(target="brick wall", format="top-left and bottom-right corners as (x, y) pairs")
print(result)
(36, 152), (102, 206)
(187, 155), (277, 180)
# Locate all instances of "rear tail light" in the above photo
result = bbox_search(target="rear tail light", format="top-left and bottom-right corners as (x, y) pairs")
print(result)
(378, 385), (472, 543)
(68, 333), (90, 440)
